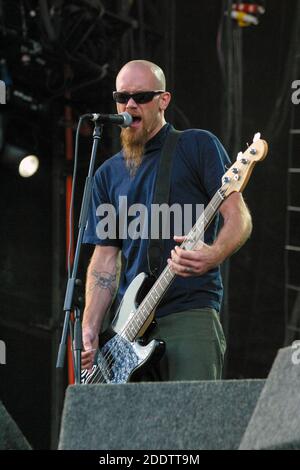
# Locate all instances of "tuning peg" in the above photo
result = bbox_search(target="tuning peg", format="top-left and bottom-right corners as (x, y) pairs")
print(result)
(223, 176), (231, 184)
(237, 152), (248, 164)
(253, 132), (261, 142)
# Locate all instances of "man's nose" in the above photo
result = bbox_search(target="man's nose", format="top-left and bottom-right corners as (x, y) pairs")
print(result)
(126, 97), (138, 108)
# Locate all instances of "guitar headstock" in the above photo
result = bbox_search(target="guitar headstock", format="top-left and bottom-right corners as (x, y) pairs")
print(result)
(221, 133), (268, 198)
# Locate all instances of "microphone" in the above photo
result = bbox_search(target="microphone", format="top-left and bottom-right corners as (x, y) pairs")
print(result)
(81, 111), (132, 128)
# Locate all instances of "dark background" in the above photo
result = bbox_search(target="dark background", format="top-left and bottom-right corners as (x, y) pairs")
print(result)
(0, 0), (299, 449)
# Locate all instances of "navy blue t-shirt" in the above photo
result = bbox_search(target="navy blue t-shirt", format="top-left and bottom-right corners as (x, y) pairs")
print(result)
(83, 123), (231, 317)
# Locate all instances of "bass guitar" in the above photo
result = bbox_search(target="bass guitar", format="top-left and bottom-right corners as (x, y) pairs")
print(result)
(81, 133), (268, 384)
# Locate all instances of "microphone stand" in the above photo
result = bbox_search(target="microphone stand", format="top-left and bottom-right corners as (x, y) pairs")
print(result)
(56, 122), (103, 384)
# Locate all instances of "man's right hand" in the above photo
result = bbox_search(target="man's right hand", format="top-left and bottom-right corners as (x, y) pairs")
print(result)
(81, 328), (99, 371)
(81, 245), (119, 372)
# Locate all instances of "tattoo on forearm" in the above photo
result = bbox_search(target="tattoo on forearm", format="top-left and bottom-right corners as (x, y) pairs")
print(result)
(89, 270), (117, 296)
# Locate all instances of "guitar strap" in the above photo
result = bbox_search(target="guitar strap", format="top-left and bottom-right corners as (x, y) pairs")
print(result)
(107, 127), (182, 324)
(147, 128), (182, 278)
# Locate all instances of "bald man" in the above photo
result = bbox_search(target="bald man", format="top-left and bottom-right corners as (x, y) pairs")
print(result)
(116, 60), (170, 174)
(81, 60), (252, 381)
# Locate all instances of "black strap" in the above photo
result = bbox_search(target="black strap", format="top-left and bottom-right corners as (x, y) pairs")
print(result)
(147, 128), (182, 278)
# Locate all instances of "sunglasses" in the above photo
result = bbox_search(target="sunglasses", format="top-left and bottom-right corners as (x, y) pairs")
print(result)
(112, 90), (164, 104)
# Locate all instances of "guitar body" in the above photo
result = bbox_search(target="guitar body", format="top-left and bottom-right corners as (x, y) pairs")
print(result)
(81, 273), (165, 384)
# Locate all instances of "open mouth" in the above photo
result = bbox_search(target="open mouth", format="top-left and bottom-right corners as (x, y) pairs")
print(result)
(130, 116), (142, 127)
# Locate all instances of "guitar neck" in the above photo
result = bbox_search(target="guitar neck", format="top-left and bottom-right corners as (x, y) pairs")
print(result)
(124, 189), (226, 341)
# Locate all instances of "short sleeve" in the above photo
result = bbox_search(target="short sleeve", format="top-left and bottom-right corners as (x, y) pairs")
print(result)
(198, 132), (231, 199)
(83, 165), (122, 247)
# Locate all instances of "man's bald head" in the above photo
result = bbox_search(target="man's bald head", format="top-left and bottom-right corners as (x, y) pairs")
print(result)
(115, 59), (171, 172)
(116, 60), (166, 91)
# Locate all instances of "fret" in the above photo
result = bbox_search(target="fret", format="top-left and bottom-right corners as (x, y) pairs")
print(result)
(160, 273), (170, 286)
(126, 317), (141, 340)
(151, 288), (160, 302)
(138, 306), (146, 318)
(195, 220), (204, 233)
(145, 298), (154, 311)
(217, 189), (225, 200)
(133, 316), (142, 328)
(155, 283), (163, 295)
(149, 289), (157, 304)
(151, 290), (159, 302)
(157, 277), (165, 290)
(139, 303), (149, 318)
(165, 268), (174, 280)
(123, 329), (131, 341)
(133, 318), (142, 335)
(148, 292), (157, 307)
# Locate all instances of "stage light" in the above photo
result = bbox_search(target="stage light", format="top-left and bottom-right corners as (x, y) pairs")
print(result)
(18, 154), (39, 177)
(1, 143), (40, 178)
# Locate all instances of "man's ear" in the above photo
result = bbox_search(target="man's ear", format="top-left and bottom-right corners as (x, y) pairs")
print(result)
(159, 92), (171, 111)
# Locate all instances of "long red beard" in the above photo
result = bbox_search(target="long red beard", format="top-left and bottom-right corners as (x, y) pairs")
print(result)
(120, 126), (149, 176)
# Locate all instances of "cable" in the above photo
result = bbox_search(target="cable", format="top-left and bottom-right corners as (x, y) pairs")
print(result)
(67, 115), (84, 278)
(265, 1), (300, 141)
(39, 0), (57, 42)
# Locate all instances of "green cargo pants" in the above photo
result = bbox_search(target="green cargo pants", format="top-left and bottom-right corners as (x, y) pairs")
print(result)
(137, 308), (226, 382)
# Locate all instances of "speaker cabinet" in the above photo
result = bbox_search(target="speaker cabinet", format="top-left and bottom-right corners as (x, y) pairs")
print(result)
(240, 346), (300, 450)
(59, 380), (264, 450)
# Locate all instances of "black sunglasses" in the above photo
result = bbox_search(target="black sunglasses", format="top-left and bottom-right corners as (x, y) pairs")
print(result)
(112, 90), (164, 104)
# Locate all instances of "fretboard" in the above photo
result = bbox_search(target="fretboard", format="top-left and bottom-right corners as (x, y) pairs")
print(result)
(123, 188), (226, 341)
